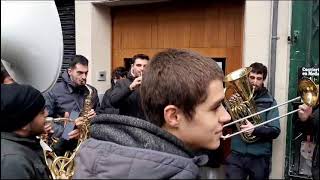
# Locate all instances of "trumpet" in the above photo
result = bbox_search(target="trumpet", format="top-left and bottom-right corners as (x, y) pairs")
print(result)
(221, 78), (319, 140)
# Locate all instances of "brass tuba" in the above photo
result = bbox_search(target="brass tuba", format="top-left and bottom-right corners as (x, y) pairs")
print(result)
(41, 85), (93, 179)
(223, 67), (262, 143)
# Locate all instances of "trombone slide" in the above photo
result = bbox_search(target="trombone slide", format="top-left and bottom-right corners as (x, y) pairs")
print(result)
(221, 109), (299, 140)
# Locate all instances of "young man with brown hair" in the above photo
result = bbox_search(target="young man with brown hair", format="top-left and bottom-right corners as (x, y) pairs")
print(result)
(43, 55), (99, 155)
(44, 55), (99, 138)
(74, 48), (230, 179)
(110, 53), (149, 119)
(225, 62), (281, 179)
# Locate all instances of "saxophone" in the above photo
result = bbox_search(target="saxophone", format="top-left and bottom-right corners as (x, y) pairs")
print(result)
(41, 85), (93, 179)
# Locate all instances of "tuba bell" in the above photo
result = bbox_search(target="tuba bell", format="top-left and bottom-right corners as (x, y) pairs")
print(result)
(223, 67), (262, 143)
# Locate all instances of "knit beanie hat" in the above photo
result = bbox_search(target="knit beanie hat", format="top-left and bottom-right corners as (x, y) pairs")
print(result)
(1, 83), (45, 132)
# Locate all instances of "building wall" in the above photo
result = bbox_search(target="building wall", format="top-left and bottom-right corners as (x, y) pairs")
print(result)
(75, 1), (112, 94)
(243, 1), (292, 179)
(243, 1), (272, 68)
(271, 1), (292, 178)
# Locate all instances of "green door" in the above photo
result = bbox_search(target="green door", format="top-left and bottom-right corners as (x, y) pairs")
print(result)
(285, 0), (319, 179)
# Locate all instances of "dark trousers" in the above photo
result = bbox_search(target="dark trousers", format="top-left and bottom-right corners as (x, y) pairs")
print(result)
(225, 152), (271, 180)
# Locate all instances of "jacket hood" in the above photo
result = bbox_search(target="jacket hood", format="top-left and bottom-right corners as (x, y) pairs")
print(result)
(254, 87), (274, 103)
(90, 114), (197, 158)
(74, 114), (209, 179)
(61, 70), (90, 93)
(61, 70), (75, 87)
(127, 70), (135, 81)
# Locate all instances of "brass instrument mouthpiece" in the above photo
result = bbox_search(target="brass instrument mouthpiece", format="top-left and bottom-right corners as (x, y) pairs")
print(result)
(45, 117), (70, 123)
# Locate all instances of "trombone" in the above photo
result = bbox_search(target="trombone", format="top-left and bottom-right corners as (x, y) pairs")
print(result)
(221, 78), (319, 140)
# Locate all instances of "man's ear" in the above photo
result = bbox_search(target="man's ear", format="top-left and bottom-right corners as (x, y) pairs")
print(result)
(67, 68), (72, 75)
(163, 105), (181, 128)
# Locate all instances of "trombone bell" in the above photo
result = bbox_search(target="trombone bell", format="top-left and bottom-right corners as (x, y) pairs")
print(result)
(299, 78), (319, 107)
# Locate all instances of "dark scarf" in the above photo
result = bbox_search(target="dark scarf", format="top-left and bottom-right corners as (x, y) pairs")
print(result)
(91, 114), (196, 158)
(254, 86), (268, 100)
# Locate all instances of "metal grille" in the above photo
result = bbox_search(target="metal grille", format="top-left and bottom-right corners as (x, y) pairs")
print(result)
(55, 0), (76, 82)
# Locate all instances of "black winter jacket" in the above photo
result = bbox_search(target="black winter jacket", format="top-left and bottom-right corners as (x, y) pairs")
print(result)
(97, 87), (119, 115)
(109, 74), (145, 119)
(44, 71), (100, 137)
(1, 132), (51, 179)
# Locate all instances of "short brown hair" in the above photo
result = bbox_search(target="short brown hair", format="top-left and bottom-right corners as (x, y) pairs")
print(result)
(70, 55), (89, 69)
(140, 48), (223, 127)
(132, 54), (149, 64)
(250, 62), (268, 80)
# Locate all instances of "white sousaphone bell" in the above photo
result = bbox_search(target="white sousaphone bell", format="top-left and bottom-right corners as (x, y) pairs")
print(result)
(1, 0), (64, 93)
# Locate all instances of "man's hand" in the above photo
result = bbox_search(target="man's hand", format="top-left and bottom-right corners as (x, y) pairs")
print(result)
(68, 128), (80, 140)
(298, 104), (313, 121)
(86, 109), (96, 119)
(229, 93), (242, 103)
(44, 122), (54, 134)
(74, 117), (84, 126)
(240, 120), (254, 136)
(67, 117), (84, 140)
(129, 76), (142, 91)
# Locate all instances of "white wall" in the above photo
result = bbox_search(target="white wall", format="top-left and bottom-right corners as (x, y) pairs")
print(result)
(75, 1), (93, 82)
(75, 1), (112, 95)
(269, 1), (291, 178)
(243, 1), (272, 68)
(243, 0), (292, 179)
(91, 4), (112, 93)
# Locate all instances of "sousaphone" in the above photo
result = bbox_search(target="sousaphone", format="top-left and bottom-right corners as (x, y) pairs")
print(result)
(1, 0), (63, 92)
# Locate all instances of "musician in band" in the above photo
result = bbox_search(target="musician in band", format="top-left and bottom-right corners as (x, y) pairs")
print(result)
(1, 83), (52, 179)
(43, 55), (99, 154)
(225, 62), (281, 179)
